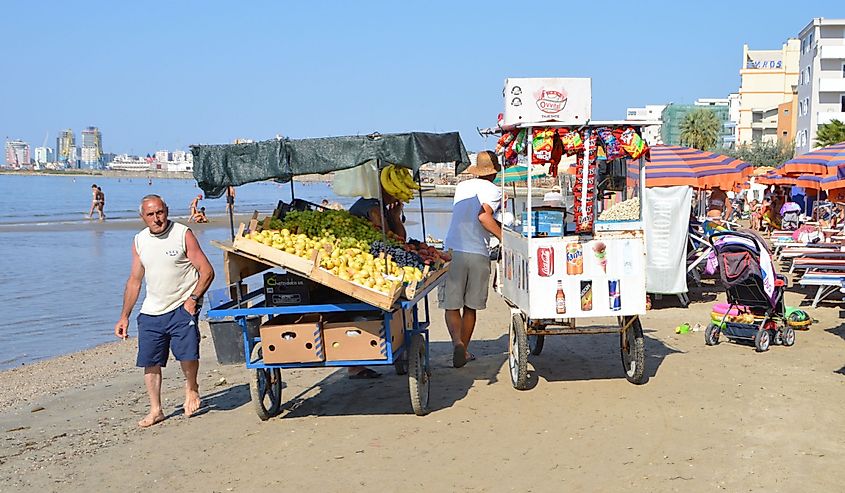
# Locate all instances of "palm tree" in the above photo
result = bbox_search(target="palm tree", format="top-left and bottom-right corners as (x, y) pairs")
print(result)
(679, 108), (721, 150)
(816, 119), (845, 148)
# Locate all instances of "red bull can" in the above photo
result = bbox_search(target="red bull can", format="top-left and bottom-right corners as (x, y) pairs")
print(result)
(608, 279), (621, 311)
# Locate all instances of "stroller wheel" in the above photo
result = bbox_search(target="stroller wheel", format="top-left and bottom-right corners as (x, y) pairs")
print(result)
(781, 326), (796, 347)
(754, 329), (770, 352)
(704, 323), (720, 346)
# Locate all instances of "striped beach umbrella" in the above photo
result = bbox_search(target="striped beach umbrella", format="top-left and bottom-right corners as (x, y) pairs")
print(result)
(627, 145), (753, 189)
(756, 171), (825, 190)
(775, 142), (845, 177)
(494, 165), (547, 184)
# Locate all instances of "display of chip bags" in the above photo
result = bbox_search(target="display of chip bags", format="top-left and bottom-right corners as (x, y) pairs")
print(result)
(532, 127), (555, 163)
(596, 127), (626, 160)
(558, 128), (584, 155)
(620, 127), (648, 159)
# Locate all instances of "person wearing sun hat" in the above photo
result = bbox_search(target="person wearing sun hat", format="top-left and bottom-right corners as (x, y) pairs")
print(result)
(439, 150), (503, 368)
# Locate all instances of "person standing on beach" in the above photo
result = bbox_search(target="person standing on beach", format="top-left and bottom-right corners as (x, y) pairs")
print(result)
(114, 194), (215, 428)
(96, 186), (106, 221)
(87, 184), (103, 220)
(440, 151), (502, 368)
(225, 186), (236, 214)
(188, 194), (202, 222)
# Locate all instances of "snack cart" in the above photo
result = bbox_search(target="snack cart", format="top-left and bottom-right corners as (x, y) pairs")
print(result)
(494, 78), (651, 389)
(193, 132), (469, 417)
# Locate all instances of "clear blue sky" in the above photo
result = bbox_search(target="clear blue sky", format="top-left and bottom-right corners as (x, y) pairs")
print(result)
(1, 1), (842, 155)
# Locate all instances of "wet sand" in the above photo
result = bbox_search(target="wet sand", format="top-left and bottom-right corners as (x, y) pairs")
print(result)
(2, 275), (845, 491)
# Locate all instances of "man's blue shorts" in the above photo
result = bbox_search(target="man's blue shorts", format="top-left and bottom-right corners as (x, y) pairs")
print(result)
(136, 306), (200, 367)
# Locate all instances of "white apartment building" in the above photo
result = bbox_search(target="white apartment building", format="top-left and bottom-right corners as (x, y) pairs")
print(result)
(625, 104), (665, 145)
(796, 18), (845, 155)
(737, 40), (800, 145)
(34, 146), (54, 164)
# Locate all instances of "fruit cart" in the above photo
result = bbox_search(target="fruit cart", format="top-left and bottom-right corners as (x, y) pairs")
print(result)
(494, 78), (652, 389)
(193, 132), (469, 417)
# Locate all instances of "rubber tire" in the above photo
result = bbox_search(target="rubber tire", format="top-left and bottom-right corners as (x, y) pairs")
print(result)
(408, 334), (430, 416)
(529, 335), (545, 356)
(620, 316), (646, 384)
(781, 326), (796, 347)
(249, 345), (283, 421)
(509, 313), (530, 390)
(704, 323), (720, 346)
(754, 329), (771, 352)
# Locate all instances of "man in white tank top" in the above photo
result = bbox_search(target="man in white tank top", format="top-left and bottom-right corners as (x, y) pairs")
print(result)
(114, 194), (215, 428)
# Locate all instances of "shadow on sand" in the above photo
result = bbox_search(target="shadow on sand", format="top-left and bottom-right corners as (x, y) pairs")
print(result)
(519, 329), (684, 390)
(280, 335), (509, 418)
(173, 383), (252, 418)
(824, 322), (845, 376)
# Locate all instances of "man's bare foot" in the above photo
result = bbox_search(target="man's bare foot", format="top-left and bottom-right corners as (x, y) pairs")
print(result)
(184, 390), (201, 417)
(138, 410), (165, 428)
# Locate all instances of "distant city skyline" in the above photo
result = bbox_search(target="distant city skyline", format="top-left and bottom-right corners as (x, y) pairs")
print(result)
(1, 2), (844, 154)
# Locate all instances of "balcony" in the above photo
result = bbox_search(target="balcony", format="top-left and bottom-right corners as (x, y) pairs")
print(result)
(818, 111), (845, 125)
(818, 78), (845, 93)
(820, 45), (845, 60)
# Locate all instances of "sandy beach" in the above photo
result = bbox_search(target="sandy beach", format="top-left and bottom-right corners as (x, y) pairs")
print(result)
(1, 274), (844, 492)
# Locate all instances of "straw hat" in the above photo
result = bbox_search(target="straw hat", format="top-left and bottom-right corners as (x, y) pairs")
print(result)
(467, 151), (501, 177)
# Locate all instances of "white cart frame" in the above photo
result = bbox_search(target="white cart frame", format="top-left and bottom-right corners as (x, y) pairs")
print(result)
(498, 121), (650, 389)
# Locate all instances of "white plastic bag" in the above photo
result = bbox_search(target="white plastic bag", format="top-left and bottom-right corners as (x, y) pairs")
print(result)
(332, 160), (380, 198)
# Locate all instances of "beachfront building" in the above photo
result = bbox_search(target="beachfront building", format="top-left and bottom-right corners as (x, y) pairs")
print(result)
(108, 154), (154, 172)
(80, 126), (103, 169)
(625, 104), (665, 145)
(736, 40), (800, 145)
(4, 139), (31, 167)
(660, 99), (734, 148)
(727, 93), (740, 147)
(795, 17), (845, 155)
(34, 146), (54, 164)
(56, 129), (76, 167)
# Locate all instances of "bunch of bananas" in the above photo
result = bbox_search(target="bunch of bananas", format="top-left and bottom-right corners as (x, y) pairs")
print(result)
(380, 164), (420, 203)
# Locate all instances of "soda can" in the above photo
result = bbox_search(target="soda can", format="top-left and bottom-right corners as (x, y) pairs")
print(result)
(537, 247), (554, 277)
(580, 280), (592, 311)
(608, 279), (621, 311)
(566, 243), (583, 275)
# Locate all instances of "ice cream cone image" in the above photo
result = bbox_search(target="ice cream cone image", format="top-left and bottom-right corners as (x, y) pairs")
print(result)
(593, 241), (607, 273)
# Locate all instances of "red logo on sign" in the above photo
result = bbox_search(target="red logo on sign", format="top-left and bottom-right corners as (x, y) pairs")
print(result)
(535, 89), (568, 114)
(537, 247), (555, 277)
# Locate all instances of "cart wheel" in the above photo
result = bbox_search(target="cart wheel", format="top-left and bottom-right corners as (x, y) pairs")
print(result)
(754, 329), (770, 352)
(509, 313), (530, 390)
(781, 326), (796, 347)
(408, 334), (430, 416)
(394, 353), (409, 375)
(704, 323), (720, 346)
(620, 316), (645, 384)
(249, 345), (283, 420)
(528, 335), (545, 356)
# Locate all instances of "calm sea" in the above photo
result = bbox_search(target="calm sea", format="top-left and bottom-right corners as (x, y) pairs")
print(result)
(0, 174), (454, 369)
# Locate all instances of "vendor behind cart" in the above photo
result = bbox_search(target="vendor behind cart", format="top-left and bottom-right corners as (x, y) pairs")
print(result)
(340, 189), (407, 379)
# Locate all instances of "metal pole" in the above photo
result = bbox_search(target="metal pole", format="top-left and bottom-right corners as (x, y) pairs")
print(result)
(377, 159), (389, 274)
(527, 127), (533, 238)
(417, 170), (426, 240)
(227, 186), (236, 242)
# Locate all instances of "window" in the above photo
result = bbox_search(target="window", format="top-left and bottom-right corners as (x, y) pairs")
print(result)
(841, 95), (845, 113)
(842, 62), (845, 78)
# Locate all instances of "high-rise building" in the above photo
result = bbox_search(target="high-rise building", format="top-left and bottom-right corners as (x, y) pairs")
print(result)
(795, 17), (845, 155)
(660, 99), (734, 148)
(625, 104), (666, 145)
(736, 40), (800, 145)
(154, 150), (171, 163)
(57, 129), (75, 166)
(80, 126), (103, 168)
(4, 140), (31, 167)
(34, 146), (54, 164)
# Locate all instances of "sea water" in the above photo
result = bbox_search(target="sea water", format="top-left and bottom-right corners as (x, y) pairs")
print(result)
(0, 174), (454, 369)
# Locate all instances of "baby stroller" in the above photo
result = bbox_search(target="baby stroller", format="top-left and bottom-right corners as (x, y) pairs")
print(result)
(705, 231), (796, 352)
(780, 202), (802, 230)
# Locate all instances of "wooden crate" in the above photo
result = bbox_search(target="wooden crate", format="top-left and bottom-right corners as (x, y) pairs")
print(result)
(403, 262), (450, 300)
(309, 265), (403, 311)
(230, 223), (316, 277)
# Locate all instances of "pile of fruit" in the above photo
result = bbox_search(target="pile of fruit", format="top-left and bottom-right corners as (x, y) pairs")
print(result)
(598, 197), (640, 221)
(380, 164), (420, 203)
(244, 208), (449, 295)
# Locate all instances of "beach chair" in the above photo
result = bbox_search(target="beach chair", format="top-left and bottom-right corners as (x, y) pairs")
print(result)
(797, 271), (845, 308)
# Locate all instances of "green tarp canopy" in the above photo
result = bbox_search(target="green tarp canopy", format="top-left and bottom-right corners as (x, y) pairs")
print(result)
(191, 132), (470, 199)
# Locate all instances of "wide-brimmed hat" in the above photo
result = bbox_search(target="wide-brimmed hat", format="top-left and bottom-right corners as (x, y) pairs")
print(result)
(467, 151), (501, 177)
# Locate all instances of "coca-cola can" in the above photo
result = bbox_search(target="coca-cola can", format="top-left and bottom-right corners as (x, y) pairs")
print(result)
(537, 246), (554, 277)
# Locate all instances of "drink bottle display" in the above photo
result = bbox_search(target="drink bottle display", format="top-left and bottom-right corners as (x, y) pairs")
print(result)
(566, 243), (583, 275)
(608, 279), (621, 311)
(537, 246), (554, 277)
(580, 280), (592, 311)
(555, 280), (566, 314)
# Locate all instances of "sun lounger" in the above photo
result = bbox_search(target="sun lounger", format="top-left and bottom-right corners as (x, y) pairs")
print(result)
(789, 255), (845, 273)
(798, 271), (845, 308)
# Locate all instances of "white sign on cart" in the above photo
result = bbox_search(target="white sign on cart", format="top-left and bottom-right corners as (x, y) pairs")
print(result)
(643, 185), (692, 294)
(503, 78), (591, 126)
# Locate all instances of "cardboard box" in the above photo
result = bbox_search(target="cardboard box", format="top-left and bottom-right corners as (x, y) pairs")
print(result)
(503, 78), (592, 126)
(322, 309), (408, 362)
(521, 210), (565, 237)
(260, 314), (324, 364)
(263, 272), (311, 307)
